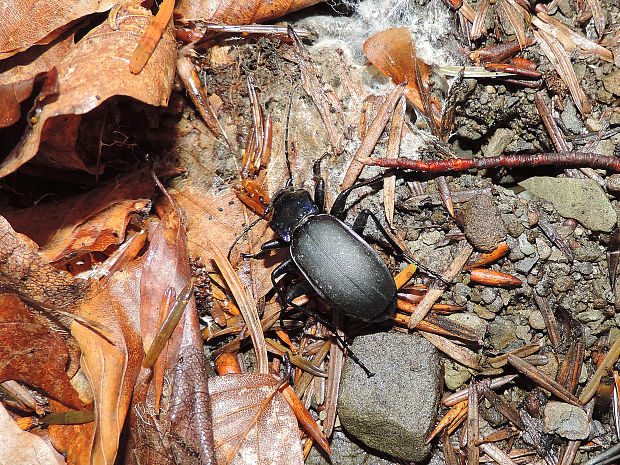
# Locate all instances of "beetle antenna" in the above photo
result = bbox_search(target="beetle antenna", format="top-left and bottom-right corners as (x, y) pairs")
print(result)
(284, 87), (294, 187)
(227, 208), (270, 262)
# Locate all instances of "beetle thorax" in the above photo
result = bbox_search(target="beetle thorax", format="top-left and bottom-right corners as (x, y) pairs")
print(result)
(269, 188), (319, 242)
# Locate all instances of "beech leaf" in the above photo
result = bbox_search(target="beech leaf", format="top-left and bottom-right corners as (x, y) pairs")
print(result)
(0, 294), (83, 409)
(210, 373), (304, 465)
(0, 1), (176, 178)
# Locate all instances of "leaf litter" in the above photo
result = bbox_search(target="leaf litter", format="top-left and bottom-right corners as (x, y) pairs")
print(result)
(0, 0), (620, 464)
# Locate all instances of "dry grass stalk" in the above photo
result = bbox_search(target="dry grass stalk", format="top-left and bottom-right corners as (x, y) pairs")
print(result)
(507, 354), (582, 405)
(404, 187), (493, 208)
(534, 91), (604, 184)
(460, 1), (477, 22)
(477, 427), (518, 444)
(443, 431), (459, 465)
(500, 0), (527, 49)
(580, 334), (620, 403)
(533, 13), (613, 62)
(533, 292), (562, 348)
(585, 0), (605, 38)
(407, 242), (473, 328)
(481, 385), (525, 429)
(427, 400), (468, 443)
(384, 96), (406, 228)
(471, 0), (490, 40)
(289, 27), (345, 154)
(322, 314), (345, 438)
(505, 0), (531, 23)
(480, 443), (519, 465)
(467, 381), (480, 465)
(341, 83), (406, 190)
(422, 332), (481, 370)
(534, 29), (591, 115)
(487, 343), (541, 368)
(443, 375), (518, 406)
(208, 239), (269, 374)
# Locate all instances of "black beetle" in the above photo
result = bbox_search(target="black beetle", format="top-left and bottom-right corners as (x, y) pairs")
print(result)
(232, 153), (434, 376)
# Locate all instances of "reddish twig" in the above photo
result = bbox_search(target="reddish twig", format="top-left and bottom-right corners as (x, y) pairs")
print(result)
(360, 152), (620, 173)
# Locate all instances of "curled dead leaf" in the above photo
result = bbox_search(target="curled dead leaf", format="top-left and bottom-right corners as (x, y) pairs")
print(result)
(0, 294), (83, 409)
(0, 215), (91, 311)
(0, 2), (176, 178)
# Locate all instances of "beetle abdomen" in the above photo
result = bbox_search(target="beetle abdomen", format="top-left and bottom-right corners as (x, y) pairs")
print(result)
(290, 214), (397, 322)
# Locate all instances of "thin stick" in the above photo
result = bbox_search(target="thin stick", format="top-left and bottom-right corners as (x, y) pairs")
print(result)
(341, 83), (406, 190)
(507, 354), (582, 406)
(408, 243), (473, 329)
(360, 151), (620, 173)
(580, 334), (620, 404)
(467, 380), (480, 465)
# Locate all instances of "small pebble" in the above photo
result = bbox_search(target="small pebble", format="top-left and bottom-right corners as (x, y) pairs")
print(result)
(460, 194), (507, 252)
(481, 288), (497, 305)
(472, 303), (496, 320)
(577, 310), (603, 323)
(536, 237), (552, 260)
(528, 310), (547, 330)
(543, 401), (590, 440)
(519, 235), (536, 256)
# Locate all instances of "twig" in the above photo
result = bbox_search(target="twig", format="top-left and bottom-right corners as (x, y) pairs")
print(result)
(341, 83), (406, 190)
(507, 354), (582, 405)
(408, 243), (473, 329)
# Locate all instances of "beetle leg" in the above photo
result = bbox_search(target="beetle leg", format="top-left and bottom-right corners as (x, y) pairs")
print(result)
(277, 276), (376, 378)
(352, 209), (448, 285)
(241, 238), (287, 259)
(312, 152), (330, 213)
(329, 172), (391, 220)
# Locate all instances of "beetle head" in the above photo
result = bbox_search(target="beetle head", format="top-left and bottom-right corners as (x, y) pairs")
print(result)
(269, 187), (318, 242)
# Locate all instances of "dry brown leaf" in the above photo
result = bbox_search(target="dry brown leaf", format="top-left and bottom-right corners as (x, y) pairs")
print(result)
(71, 261), (144, 465)
(0, 1), (176, 178)
(4, 169), (154, 263)
(534, 29), (591, 115)
(0, 0), (116, 59)
(0, 29), (75, 127)
(363, 27), (442, 125)
(124, 196), (216, 465)
(0, 215), (91, 311)
(0, 402), (65, 465)
(177, 0), (323, 23)
(47, 399), (95, 465)
(173, 184), (276, 301)
(210, 373), (304, 465)
(0, 294), (83, 409)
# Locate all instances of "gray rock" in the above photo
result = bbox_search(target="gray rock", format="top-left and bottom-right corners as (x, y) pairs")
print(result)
(514, 255), (539, 275)
(542, 401), (590, 440)
(519, 177), (616, 232)
(460, 194), (507, 252)
(536, 237), (552, 260)
(338, 332), (440, 462)
(482, 128), (515, 158)
(305, 431), (397, 465)
(577, 310), (603, 323)
(528, 310), (547, 330)
(560, 101), (585, 134)
(603, 69), (620, 96)
(519, 234), (536, 256)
